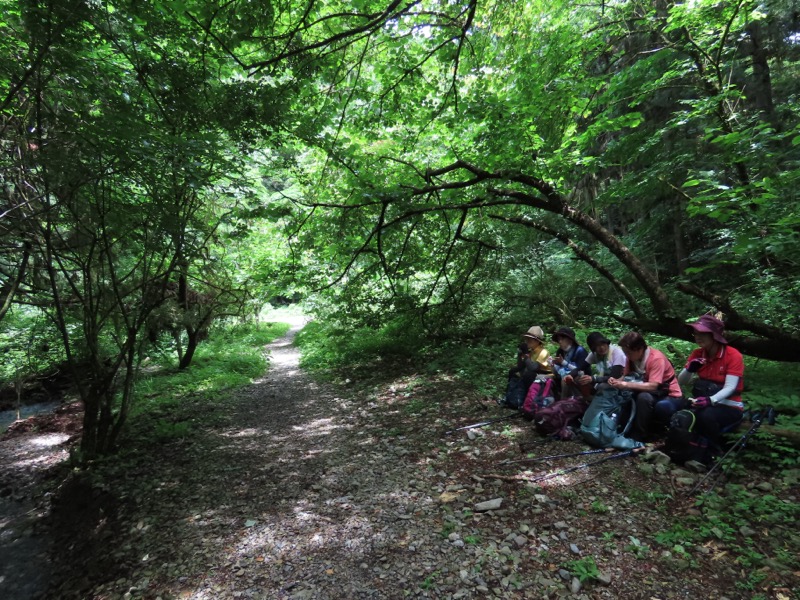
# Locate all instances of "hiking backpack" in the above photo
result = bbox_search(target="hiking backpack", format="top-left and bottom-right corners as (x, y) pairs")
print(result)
(502, 376), (527, 409)
(579, 383), (644, 450)
(692, 379), (724, 399)
(534, 396), (588, 439)
(521, 378), (555, 420)
(665, 409), (711, 465)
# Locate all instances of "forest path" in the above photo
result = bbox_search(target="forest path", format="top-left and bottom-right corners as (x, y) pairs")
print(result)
(7, 318), (797, 599)
(41, 316), (488, 599)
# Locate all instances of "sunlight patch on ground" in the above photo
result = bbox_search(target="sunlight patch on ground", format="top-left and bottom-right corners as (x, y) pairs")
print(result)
(27, 433), (70, 447)
(174, 488), (428, 599)
(291, 417), (340, 435)
(12, 451), (69, 469)
(220, 428), (268, 438)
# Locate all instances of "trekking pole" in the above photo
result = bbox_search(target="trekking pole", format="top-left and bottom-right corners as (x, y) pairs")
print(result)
(498, 448), (611, 466)
(444, 412), (523, 436)
(518, 435), (558, 453)
(528, 447), (643, 484)
(686, 409), (772, 497)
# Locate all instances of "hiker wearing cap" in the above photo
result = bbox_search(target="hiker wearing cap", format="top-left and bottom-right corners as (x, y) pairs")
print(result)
(550, 327), (588, 399)
(575, 332), (626, 394)
(609, 332), (684, 442)
(678, 315), (745, 446)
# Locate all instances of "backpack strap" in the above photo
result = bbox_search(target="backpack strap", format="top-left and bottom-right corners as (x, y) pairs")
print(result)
(619, 391), (637, 437)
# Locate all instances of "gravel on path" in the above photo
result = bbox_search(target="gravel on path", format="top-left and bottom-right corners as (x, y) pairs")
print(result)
(4, 318), (797, 600)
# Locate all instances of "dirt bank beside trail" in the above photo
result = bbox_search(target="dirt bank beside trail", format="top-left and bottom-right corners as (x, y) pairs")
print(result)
(2, 320), (798, 599)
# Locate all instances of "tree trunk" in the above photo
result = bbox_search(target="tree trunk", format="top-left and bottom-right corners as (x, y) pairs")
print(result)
(616, 316), (800, 362)
(745, 21), (774, 118)
(673, 210), (687, 275)
(178, 327), (200, 370)
(80, 393), (100, 457)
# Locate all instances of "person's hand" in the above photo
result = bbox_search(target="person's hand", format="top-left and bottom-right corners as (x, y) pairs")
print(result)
(608, 377), (624, 389)
(691, 396), (711, 409)
(687, 358), (706, 373)
(518, 343), (529, 355)
(553, 356), (564, 365)
(563, 375), (574, 386)
(578, 374), (593, 386)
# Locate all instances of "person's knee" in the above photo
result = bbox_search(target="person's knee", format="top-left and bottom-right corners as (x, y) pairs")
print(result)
(695, 409), (722, 439)
(653, 399), (678, 423)
(636, 392), (656, 408)
(696, 409), (717, 430)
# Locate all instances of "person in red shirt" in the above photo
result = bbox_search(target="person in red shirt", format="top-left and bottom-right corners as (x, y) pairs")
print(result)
(677, 314), (745, 446)
(608, 331), (684, 442)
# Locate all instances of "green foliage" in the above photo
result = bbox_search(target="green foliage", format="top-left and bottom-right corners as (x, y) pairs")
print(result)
(0, 307), (65, 385)
(653, 485), (800, 574)
(439, 523), (456, 539)
(565, 556), (600, 583)
(419, 571), (439, 590)
(128, 320), (288, 432)
(463, 534), (480, 545)
(624, 536), (651, 559)
(749, 430), (800, 469)
(152, 418), (192, 442)
(735, 570), (768, 593)
(295, 317), (427, 374)
(654, 525), (697, 549)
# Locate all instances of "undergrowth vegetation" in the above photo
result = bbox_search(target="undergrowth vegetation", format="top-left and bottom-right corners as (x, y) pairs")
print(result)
(121, 319), (289, 447)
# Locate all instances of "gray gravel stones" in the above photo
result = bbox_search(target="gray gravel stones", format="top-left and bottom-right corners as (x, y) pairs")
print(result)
(474, 498), (503, 512)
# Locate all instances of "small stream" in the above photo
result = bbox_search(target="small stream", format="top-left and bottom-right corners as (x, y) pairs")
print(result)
(0, 401), (62, 433)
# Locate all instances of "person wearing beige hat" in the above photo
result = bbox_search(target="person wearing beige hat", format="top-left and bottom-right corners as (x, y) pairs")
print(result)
(499, 326), (553, 407)
(521, 326), (553, 376)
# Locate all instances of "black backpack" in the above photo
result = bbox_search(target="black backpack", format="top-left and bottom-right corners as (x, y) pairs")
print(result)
(665, 409), (711, 465)
(692, 379), (724, 398)
(502, 376), (527, 409)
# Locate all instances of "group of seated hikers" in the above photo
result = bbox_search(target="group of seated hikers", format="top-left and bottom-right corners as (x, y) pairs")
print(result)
(500, 315), (745, 467)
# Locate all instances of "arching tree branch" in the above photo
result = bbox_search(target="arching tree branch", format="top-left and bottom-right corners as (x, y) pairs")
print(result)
(491, 215), (645, 319)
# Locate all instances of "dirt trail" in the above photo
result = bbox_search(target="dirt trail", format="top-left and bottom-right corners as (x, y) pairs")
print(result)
(2, 319), (798, 600)
(0, 431), (69, 598)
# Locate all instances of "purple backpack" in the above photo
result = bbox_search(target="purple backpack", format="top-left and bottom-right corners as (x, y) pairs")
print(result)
(534, 396), (589, 438)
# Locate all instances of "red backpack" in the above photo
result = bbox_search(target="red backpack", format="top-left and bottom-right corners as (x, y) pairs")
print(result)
(521, 378), (555, 420)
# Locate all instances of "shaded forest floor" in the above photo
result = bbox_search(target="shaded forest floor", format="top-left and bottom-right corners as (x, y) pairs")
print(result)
(1, 322), (798, 599)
